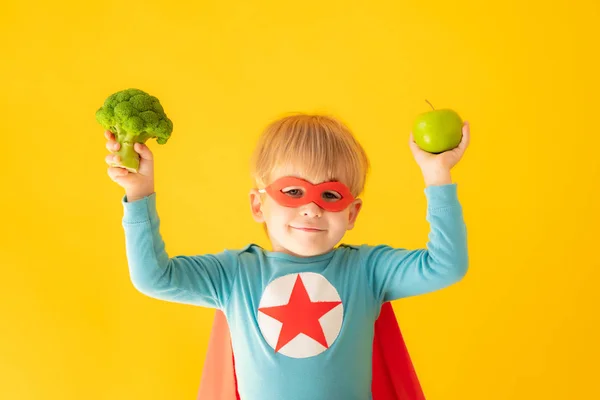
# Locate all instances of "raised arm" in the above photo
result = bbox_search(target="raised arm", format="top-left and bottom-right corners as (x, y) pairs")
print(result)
(121, 193), (239, 309)
(363, 183), (469, 303)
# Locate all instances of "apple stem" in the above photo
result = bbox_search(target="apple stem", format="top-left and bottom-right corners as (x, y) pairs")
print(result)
(425, 99), (435, 110)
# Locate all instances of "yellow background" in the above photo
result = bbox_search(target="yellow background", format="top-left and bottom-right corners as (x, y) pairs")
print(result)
(1, 0), (598, 399)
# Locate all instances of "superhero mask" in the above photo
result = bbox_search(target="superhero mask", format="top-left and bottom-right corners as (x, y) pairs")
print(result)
(258, 176), (355, 213)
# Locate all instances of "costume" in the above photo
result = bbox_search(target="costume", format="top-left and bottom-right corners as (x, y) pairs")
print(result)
(121, 183), (467, 400)
(197, 303), (426, 400)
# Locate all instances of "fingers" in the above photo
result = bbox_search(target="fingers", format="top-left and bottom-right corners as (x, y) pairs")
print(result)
(106, 140), (120, 152)
(448, 121), (470, 158)
(458, 121), (470, 151)
(103, 130), (152, 161)
(408, 132), (416, 148)
(107, 166), (129, 181)
(134, 143), (153, 161)
(104, 130), (120, 152)
(105, 153), (120, 166)
(105, 130), (126, 182)
(104, 130), (114, 140)
(408, 132), (422, 154)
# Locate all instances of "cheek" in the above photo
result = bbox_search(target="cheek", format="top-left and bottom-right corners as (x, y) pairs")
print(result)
(263, 202), (295, 225)
(325, 214), (347, 231)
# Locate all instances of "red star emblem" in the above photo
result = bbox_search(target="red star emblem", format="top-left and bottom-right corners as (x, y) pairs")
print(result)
(258, 274), (342, 353)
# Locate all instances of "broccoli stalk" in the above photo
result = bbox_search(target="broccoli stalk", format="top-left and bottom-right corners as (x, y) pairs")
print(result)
(96, 88), (173, 173)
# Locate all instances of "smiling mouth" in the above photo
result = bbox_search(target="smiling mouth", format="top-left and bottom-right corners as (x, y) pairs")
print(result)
(291, 226), (325, 232)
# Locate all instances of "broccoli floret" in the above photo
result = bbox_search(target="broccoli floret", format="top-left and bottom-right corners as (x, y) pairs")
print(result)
(96, 88), (173, 172)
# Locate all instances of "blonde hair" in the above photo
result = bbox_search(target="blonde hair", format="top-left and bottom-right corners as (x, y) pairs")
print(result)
(250, 113), (370, 197)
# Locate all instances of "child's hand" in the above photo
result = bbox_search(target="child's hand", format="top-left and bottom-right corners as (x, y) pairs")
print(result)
(409, 121), (470, 186)
(104, 130), (155, 201)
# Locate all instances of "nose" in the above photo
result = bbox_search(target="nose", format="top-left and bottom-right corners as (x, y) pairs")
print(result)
(300, 202), (322, 218)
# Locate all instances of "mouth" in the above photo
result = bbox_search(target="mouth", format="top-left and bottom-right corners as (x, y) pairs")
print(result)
(291, 226), (325, 232)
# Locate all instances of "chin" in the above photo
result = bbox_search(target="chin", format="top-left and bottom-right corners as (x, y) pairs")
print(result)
(289, 243), (332, 257)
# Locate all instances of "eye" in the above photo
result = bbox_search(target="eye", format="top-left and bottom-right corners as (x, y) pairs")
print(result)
(322, 191), (342, 201)
(282, 187), (304, 198)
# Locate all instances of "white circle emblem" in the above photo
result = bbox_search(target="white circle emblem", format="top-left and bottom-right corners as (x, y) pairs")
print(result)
(257, 272), (344, 358)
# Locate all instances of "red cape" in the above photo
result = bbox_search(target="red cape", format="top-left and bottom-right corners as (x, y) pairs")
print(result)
(197, 302), (425, 399)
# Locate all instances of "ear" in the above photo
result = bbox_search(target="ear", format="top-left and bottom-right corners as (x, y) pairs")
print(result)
(346, 198), (363, 230)
(249, 188), (265, 223)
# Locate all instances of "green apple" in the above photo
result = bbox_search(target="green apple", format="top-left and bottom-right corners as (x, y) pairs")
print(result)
(412, 101), (463, 154)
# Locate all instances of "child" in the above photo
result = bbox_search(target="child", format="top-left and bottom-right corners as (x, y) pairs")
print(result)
(104, 113), (470, 400)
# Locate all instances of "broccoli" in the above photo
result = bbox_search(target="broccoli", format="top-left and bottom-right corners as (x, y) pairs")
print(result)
(96, 88), (173, 173)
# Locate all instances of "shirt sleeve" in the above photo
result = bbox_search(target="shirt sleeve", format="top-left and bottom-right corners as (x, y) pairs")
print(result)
(361, 183), (469, 303)
(120, 193), (240, 309)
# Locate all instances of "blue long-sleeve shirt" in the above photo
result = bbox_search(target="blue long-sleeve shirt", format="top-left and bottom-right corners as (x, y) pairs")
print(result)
(120, 183), (468, 400)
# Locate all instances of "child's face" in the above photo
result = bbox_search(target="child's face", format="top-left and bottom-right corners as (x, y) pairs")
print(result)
(249, 172), (363, 257)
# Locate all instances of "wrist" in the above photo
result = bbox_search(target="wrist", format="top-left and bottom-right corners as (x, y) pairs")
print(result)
(126, 186), (155, 202)
(422, 169), (452, 187)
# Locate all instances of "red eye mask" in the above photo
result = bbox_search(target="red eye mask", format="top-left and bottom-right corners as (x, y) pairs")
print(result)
(258, 176), (355, 212)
